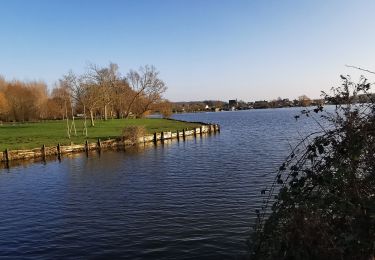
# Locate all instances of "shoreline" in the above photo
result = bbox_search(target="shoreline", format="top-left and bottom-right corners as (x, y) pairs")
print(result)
(1, 122), (220, 166)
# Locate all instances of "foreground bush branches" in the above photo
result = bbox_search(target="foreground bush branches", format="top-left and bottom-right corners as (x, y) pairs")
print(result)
(251, 75), (375, 259)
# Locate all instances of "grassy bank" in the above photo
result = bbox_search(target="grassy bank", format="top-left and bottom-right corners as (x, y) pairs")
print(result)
(0, 118), (200, 150)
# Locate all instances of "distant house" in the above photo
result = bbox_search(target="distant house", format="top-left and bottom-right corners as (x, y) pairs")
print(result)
(253, 100), (269, 109)
(229, 99), (238, 107)
(229, 99), (238, 110)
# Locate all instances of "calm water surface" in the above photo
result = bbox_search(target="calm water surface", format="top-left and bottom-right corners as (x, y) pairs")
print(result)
(0, 108), (317, 259)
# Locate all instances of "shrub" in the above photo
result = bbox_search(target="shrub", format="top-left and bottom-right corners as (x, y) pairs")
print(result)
(251, 75), (375, 259)
(122, 125), (146, 144)
(159, 100), (173, 118)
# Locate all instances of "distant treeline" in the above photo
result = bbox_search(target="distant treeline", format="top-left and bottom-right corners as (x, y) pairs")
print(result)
(0, 63), (172, 124)
(172, 93), (375, 113)
(172, 95), (323, 113)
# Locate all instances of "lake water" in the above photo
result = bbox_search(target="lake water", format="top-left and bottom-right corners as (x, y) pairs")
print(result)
(0, 108), (319, 259)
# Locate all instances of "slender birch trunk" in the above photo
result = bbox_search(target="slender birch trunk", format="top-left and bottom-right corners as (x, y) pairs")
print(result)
(90, 109), (95, 127)
(104, 105), (108, 121)
(83, 105), (88, 137)
(65, 101), (70, 139)
(70, 107), (77, 136)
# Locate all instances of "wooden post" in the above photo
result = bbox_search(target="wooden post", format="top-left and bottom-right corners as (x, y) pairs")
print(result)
(194, 128), (197, 137)
(200, 126), (203, 136)
(42, 144), (46, 160)
(177, 130), (180, 140)
(183, 129), (186, 139)
(57, 143), (61, 155)
(161, 132), (164, 141)
(5, 148), (9, 163)
(85, 140), (89, 157)
(57, 143), (61, 161)
(97, 138), (101, 150)
(153, 132), (157, 143)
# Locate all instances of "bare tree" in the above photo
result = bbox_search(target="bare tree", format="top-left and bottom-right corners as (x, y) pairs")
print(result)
(51, 85), (71, 120)
(80, 82), (102, 127)
(153, 99), (173, 118)
(59, 71), (83, 136)
(125, 65), (167, 118)
(87, 63), (121, 121)
(298, 94), (312, 107)
(112, 79), (132, 119)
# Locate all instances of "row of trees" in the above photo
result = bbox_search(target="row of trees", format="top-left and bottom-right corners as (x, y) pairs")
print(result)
(0, 64), (172, 125)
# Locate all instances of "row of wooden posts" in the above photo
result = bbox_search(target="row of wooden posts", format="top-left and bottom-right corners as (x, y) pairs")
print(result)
(157, 125), (220, 141)
(1, 124), (220, 164)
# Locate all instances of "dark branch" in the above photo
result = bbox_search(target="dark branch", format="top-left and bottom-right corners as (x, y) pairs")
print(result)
(345, 64), (375, 75)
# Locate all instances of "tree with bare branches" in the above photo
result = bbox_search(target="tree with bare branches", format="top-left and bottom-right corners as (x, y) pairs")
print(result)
(86, 63), (121, 121)
(125, 65), (167, 118)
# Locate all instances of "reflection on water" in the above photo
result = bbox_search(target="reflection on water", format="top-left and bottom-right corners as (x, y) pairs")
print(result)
(0, 108), (318, 259)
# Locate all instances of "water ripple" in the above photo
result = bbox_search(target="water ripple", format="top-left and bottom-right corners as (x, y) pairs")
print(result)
(0, 108), (319, 259)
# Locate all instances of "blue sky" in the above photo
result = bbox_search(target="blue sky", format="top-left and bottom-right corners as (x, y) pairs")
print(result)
(1, 0), (375, 101)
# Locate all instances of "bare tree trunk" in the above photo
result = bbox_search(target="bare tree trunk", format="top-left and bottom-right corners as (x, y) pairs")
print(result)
(90, 109), (95, 127)
(124, 92), (141, 119)
(70, 107), (77, 136)
(65, 101), (70, 139)
(104, 105), (108, 120)
(83, 105), (88, 137)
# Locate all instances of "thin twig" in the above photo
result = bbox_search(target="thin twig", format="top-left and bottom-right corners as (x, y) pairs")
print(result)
(345, 65), (375, 75)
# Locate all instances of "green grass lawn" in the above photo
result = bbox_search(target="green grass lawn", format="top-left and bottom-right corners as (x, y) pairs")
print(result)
(0, 118), (200, 150)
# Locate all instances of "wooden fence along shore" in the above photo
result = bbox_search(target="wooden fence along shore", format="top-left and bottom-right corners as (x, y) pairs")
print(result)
(0, 123), (220, 164)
